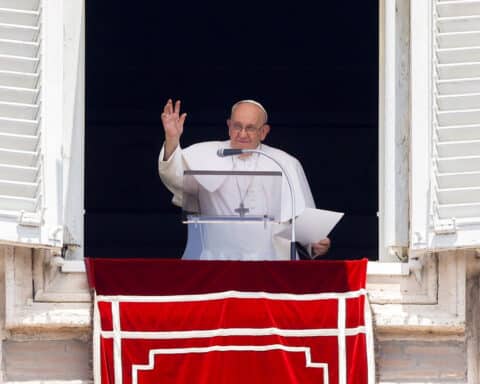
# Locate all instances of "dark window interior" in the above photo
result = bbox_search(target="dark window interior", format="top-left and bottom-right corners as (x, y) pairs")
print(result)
(86, 2), (379, 260)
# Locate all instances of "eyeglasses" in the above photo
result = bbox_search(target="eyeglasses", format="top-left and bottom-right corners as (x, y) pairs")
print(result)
(230, 122), (264, 134)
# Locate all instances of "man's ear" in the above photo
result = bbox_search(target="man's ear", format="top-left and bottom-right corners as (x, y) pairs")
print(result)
(226, 119), (231, 128)
(260, 124), (270, 141)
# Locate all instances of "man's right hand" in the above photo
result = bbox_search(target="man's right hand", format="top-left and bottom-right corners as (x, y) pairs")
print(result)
(161, 99), (187, 160)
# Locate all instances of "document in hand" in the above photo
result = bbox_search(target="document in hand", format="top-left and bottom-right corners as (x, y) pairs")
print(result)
(276, 207), (344, 244)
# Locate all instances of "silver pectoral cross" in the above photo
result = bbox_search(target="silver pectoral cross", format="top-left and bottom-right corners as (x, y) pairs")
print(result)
(234, 202), (249, 217)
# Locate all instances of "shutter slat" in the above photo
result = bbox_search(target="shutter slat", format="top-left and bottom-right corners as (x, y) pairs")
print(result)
(0, 101), (38, 119)
(438, 16), (480, 33)
(0, 39), (38, 57)
(438, 186), (480, 204)
(0, 148), (37, 167)
(438, 93), (480, 109)
(0, 195), (35, 211)
(437, 93), (480, 111)
(0, 8), (39, 27)
(437, 1), (480, 17)
(438, 31), (480, 49)
(0, 54), (38, 73)
(439, 202), (480, 218)
(0, 179), (36, 198)
(0, 132), (38, 151)
(0, 70), (38, 88)
(437, 109), (480, 125)
(0, 23), (38, 42)
(437, 139), (480, 156)
(437, 155), (480, 173)
(438, 62), (480, 79)
(438, 171), (480, 188)
(0, 163), (36, 182)
(437, 46), (480, 64)
(438, 124), (480, 140)
(437, 77), (480, 94)
(0, 0), (39, 12)
(0, 85), (37, 103)
(0, 117), (38, 135)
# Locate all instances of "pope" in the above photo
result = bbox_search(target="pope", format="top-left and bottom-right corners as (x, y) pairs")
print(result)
(158, 98), (331, 260)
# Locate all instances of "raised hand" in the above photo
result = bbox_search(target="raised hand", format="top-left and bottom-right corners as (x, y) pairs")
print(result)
(161, 99), (187, 160)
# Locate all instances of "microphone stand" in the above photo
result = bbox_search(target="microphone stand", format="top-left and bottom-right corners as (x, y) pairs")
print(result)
(218, 148), (297, 260)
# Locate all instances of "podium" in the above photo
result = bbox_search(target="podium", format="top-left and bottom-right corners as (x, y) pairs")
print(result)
(181, 170), (285, 260)
(86, 258), (374, 384)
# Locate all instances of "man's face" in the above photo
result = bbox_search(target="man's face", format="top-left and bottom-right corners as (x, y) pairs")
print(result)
(227, 103), (270, 150)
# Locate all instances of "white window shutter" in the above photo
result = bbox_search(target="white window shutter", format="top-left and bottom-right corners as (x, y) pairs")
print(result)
(432, 0), (480, 247)
(0, 0), (84, 256)
(0, 0), (43, 242)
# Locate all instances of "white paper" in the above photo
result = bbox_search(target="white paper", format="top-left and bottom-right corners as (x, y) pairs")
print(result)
(276, 207), (344, 244)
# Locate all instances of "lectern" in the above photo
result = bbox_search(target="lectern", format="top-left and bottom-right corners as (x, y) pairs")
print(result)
(181, 170), (283, 260)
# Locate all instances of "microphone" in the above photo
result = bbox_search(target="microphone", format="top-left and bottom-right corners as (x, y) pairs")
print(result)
(216, 148), (245, 157)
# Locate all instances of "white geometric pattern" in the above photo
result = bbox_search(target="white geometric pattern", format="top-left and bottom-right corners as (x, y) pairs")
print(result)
(94, 289), (375, 384)
(131, 345), (330, 384)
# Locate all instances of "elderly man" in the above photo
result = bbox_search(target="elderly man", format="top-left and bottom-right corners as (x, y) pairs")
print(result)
(158, 99), (330, 260)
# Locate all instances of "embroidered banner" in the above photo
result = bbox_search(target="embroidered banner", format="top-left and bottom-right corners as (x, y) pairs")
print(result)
(87, 258), (374, 384)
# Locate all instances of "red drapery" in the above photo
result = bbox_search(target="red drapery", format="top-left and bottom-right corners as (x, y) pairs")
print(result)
(86, 258), (374, 384)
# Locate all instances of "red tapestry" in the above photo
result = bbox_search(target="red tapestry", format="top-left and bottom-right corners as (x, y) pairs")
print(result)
(87, 258), (374, 384)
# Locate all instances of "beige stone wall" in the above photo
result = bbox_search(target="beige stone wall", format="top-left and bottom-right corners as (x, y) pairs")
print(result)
(4, 339), (91, 381)
(376, 337), (467, 382)
(0, 245), (91, 382)
(368, 250), (478, 383)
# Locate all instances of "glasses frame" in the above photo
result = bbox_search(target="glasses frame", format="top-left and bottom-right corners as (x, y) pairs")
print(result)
(229, 122), (266, 134)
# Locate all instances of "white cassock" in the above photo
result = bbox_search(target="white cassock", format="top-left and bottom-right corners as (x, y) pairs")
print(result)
(158, 140), (316, 260)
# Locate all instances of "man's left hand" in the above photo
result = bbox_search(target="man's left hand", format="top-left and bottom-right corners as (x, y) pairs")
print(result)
(312, 238), (331, 258)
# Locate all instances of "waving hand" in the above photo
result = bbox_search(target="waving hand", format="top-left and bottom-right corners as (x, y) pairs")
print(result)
(161, 99), (187, 160)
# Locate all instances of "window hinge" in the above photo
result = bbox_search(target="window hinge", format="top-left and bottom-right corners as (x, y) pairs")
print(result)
(387, 246), (408, 262)
(433, 218), (457, 235)
(49, 225), (63, 244)
(408, 250), (425, 284)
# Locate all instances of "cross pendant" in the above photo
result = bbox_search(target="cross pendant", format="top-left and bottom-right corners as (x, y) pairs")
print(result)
(234, 202), (249, 217)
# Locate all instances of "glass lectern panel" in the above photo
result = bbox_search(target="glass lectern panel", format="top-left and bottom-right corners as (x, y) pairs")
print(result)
(182, 170), (283, 224)
(182, 170), (283, 260)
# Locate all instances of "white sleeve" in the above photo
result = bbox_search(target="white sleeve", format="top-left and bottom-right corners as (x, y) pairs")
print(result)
(296, 160), (315, 254)
(158, 143), (185, 207)
(295, 158), (316, 209)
